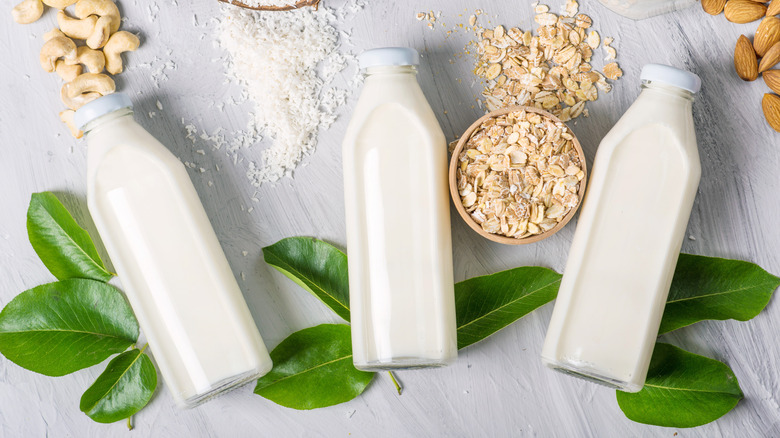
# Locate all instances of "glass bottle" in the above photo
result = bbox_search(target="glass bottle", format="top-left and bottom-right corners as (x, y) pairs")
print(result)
(598, 0), (697, 20)
(76, 94), (273, 407)
(342, 48), (458, 371)
(541, 64), (702, 392)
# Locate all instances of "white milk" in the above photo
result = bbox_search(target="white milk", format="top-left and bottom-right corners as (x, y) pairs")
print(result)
(342, 48), (457, 370)
(541, 65), (701, 392)
(76, 94), (273, 407)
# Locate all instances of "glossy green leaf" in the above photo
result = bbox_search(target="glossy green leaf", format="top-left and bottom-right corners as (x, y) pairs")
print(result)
(617, 343), (743, 428)
(26, 192), (112, 282)
(263, 237), (350, 321)
(80, 348), (157, 423)
(254, 324), (374, 410)
(456, 267), (561, 349)
(659, 254), (780, 334)
(0, 279), (139, 376)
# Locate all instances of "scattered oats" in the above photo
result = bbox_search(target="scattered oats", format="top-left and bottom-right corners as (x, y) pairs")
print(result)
(242, 251), (249, 256)
(199, 167), (206, 173)
(564, 0), (579, 17)
(196, 149), (205, 155)
(603, 62), (623, 80)
(208, 180), (214, 187)
(156, 100), (163, 110)
(469, 14), (477, 26)
(535, 12), (558, 26)
(587, 31), (600, 50)
(416, 12), (426, 20)
(688, 235), (696, 241)
(575, 14), (592, 28)
(535, 4), (549, 13)
(473, 5), (621, 122)
(456, 109), (584, 239)
(604, 45), (617, 61)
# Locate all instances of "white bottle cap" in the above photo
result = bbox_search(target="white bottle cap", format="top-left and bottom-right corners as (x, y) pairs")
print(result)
(640, 64), (701, 94)
(74, 93), (134, 130)
(358, 47), (420, 69)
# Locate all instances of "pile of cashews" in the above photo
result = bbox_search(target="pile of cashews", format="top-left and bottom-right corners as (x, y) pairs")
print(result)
(12, 0), (140, 138)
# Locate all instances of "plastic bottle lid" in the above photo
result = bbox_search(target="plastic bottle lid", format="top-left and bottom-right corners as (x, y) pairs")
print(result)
(640, 64), (701, 94)
(74, 93), (134, 130)
(358, 47), (420, 69)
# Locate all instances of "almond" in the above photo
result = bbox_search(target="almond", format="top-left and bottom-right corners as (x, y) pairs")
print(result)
(764, 69), (780, 93)
(702, 0), (727, 14)
(725, 0), (768, 22)
(755, 17), (780, 56)
(768, 0), (780, 16)
(735, 35), (759, 80)
(762, 93), (780, 132)
(758, 41), (780, 72)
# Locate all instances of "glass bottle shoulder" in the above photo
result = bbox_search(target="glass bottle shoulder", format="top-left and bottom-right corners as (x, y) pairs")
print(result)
(86, 113), (184, 190)
(599, 87), (697, 155)
(344, 73), (444, 151)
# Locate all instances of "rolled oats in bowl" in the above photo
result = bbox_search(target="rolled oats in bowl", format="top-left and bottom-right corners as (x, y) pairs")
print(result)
(451, 106), (587, 244)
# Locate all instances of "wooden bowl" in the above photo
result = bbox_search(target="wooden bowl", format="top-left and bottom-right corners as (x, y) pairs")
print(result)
(448, 106), (588, 245)
(218, 0), (320, 11)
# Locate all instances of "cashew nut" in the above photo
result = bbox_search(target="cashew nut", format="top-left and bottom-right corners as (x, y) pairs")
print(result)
(59, 110), (83, 139)
(43, 28), (67, 41)
(74, 0), (120, 32)
(40, 36), (77, 73)
(85, 15), (112, 49)
(42, 0), (77, 8)
(103, 31), (140, 75)
(60, 85), (101, 110)
(72, 46), (105, 73)
(64, 73), (115, 99)
(57, 10), (97, 40)
(12, 0), (44, 24)
(55, 60), (82, 82)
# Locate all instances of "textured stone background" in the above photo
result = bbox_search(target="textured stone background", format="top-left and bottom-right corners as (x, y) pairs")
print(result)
(1, 0), (778, 436)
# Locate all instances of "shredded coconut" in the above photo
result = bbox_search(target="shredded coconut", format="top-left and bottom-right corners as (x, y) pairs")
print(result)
(215, 3), (359, 185)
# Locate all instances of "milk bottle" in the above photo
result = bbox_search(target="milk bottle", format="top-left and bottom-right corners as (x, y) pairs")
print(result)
(598, 0), (697, 20)
(541, 64), (701, 392)
(75, 94), (273, 407)
(342, 48), (458, 370)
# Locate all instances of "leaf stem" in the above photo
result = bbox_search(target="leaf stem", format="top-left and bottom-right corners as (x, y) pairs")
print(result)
(139, 343), (149, 354)
(388, 371), (402, 395)
(127, 415), (133, 431)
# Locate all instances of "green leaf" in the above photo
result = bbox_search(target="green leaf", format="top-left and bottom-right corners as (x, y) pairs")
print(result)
(659, 254), (780, 334)
(263, 237), (350, 321)
(455, 267), (561, 349)
(254, 324), (374, 410)
(0, 279), (139, 376)
(26, 192), (113, 282)
(617, 343), (743, 428)
(80, 347), (157, 423)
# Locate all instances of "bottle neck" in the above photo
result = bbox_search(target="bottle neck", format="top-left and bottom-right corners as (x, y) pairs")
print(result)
(640, 80), (695, 102)
(82, 108), (135, 138)
(364, 65), (418, 77)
